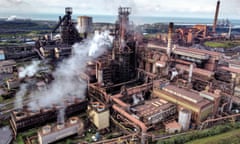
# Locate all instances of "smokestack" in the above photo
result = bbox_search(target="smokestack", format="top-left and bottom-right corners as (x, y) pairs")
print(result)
(167, 22), (174, 57)
(228, 25), (232, 39)
(57, 107), (65, 125)
(212, 0), (220, 33)
(188, 64), (193, 83)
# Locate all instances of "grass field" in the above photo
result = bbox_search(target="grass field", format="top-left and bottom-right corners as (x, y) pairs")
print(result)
(186, 129), (240, 144)
(204, 40), (240, 48)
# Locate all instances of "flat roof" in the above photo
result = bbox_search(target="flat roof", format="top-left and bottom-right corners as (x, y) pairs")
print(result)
(133, 98), (174, 118)
(153, 89), (212, 112)
(175, 64), (214, 78)
(178, 47), (222, 58)
(200, 91), (221, 99)
(163, 84), (203, 103)
(164, 121), (181, 129)
(220, 66), (240, 74)
(39, 118), (82, 136)
(0, 126), (13, 144)
(0, 60), (16, 67)
(229, 60), (240, 66)
(147, 43), (222, 60)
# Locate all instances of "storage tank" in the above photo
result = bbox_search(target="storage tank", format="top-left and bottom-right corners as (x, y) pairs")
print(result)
(77, 16), (93, 36)
(178, 109), (191, 131)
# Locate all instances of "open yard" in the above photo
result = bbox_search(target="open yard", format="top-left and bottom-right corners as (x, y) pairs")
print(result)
(204, 40), (240, 48)
(186, 128), (240, 144)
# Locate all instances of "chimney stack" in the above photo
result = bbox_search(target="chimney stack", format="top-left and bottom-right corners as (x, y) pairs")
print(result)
(167, 22), (174, 57)
(212, 0), (220, 33)
(188, 64), (193, 83)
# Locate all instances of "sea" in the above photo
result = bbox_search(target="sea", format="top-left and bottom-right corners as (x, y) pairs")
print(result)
(3, 13), (240, 27)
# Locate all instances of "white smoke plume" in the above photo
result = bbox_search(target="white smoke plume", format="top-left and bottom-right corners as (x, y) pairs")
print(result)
(14, 83), (28, 109)
(28, 31), (113, 110)
(6, 15), (17, 21)
(18, 61), (41, 78)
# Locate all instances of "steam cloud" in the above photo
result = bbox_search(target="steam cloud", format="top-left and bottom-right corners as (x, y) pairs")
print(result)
(18, 61), (41, 78)
(27, 31), (113, 110)
(14, 84), (28, 109)
(6, 15), (17, 21)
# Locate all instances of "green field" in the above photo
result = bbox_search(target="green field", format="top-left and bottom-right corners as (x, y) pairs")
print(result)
(204, 40), (240, 48)
(186, 129), (240, 144)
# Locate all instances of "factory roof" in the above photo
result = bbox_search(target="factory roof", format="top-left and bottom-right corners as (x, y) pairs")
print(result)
(164, 121), (181, 129)
(175, 47), (210, 60)
(39, 117), (82, 136)
(200, 91), (221, 100)
(147, 43), (222, 60)
(133, 98), (174, 118)
(153, 88), (212, 113)
(175, 64), (214, 78)
(162, 85), (203, 103)
(229, 60), (240, 66)
(0, 60), (16, 67)
(220, 66), (240, 74)
(178, 47), (222, 58)
(0, 126), (13, 144)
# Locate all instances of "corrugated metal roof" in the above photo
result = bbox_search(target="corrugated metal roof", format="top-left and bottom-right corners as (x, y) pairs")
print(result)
(0, 60), (16, 67)
(220, 66), (240, 74)
(0, 126), (13, 144)
(163, 85), (203, 103)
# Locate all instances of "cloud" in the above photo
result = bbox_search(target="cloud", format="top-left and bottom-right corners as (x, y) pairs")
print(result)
(0, 0), (239, 19)
(1, 0), (27, 7)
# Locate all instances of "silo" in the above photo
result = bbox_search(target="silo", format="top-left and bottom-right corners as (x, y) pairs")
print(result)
(77, 16), (93, 38)
(178, 109), (191, 131)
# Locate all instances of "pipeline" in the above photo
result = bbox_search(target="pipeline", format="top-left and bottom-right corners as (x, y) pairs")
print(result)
(112, 97), (130, 109)
(112, 104), (148, 144)
(200, 113), (240, 130)
(113, 83), (153, 99)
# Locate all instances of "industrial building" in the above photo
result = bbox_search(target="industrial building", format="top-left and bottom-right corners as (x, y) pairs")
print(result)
(0, 60), (16, 74)
(153, 84), (214, 124)
(77, 16), (93, 38)
(1, 0), (240, 143)
(10, 97), (87, 137)
(88, 102), (110, 130)
(164, 120), (181, 133)
(38, 117), (84, 144)
(130, 98), (177, 125)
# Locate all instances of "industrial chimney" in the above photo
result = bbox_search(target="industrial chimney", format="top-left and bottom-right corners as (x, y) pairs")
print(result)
(212, 0), (220, 33)
(167, 22), (174, 57)
(188, 64), (193, 83)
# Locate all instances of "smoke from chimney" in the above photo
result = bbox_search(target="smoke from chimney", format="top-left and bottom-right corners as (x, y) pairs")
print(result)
(18, 61), (41, 78)
(27, 31), (113, 111)
(14, 83), (28, 109)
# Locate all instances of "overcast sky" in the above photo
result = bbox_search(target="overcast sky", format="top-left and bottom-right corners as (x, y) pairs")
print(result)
(0, 0), (239, 19)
